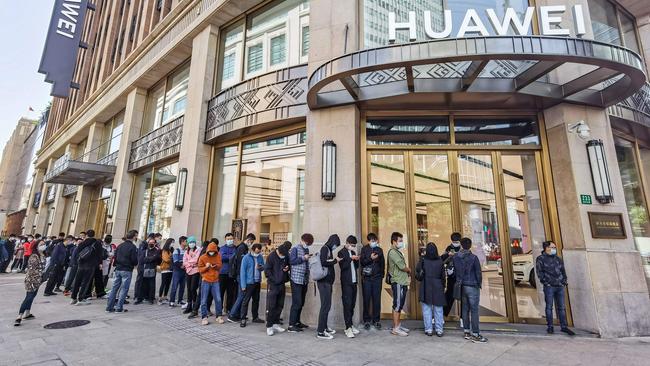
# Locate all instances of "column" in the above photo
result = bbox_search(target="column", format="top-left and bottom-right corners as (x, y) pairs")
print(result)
(50, 144), (78, 235)
(109, 87), (147, 238)
(34, 159), (57, 235)
(23, 168), (45, 235)
(169, 24), (218, 239)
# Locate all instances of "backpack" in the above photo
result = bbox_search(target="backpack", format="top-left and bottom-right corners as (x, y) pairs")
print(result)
(309, 246), (330, 281)
(78, 244), (94, 263)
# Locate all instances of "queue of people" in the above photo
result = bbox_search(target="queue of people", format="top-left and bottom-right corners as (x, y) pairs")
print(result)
(4, 229), (576, 340)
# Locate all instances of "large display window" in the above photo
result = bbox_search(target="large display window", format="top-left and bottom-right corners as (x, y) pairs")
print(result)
(142, 62), (190, 134)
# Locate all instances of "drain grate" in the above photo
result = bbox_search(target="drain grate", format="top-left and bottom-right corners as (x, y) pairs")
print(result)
(44, 320), (90, 329)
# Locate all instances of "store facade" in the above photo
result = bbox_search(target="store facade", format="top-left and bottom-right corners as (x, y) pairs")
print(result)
(32, 0), (650, 337)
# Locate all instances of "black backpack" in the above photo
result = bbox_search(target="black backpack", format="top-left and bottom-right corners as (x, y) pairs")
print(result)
(78, 244), (94, 263)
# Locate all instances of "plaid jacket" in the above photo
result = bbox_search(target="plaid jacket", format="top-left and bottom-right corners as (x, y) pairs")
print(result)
(289, 244), (309, 285)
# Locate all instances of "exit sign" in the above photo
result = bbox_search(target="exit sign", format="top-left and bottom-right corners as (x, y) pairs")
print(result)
(580, 194), (592, 205)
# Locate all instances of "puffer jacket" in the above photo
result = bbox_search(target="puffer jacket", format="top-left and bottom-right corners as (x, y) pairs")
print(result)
(535, 252), (568, 287)
(183, 248), (200, 276)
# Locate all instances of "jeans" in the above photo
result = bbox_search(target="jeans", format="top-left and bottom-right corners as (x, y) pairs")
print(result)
(265, 283), (286, 328)
(317, 281), (332, 333)
(169, 270), (186, 304)
(240, 282), (261, 320)
(421, 302), (444, 333)
(106, 270), (133, 311)
(544, 285), (568, 329)
(200, 281), (222, 318)
(289, 281), (307, 326)
(229, 285), (245, 319)
(342, 282), (357, 328)
(362, 277), (382, 323)
(19, 291), (38, 314)
(64, 265), (77, 291)
(461, 285), (480, 335)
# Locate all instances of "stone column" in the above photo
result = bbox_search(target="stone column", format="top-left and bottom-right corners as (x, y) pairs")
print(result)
(34, 158), (57, 235)
(109, 87), (147, 238)
(544, 104), (650, 337)
(50, 144), (78, 235)
(23, 168), (45, 235)
(169, 24), (218, 240)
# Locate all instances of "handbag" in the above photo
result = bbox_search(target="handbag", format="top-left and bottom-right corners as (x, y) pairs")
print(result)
(143, 268), (156, 278)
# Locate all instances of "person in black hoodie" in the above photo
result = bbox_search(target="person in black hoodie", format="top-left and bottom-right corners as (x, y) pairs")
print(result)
(135, 237), (162, 304)
(106, 230), (139, 313)
(417, 243), (446, 337)
(441, 232), (462, 317)
(317, 234), (340, 340)
(264, 241), (291, 336)
(360, 233), (385, 330)
(85, 236), (107, 299)
(43, 234), (67, 296)
(228, 233), (256, 322)
(71, 229), (100, 305)
(134, 233), (155, 302)
(339, 235), (360, 338)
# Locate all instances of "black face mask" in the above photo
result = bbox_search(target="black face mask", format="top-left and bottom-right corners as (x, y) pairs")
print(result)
(148, 244), (155, 249)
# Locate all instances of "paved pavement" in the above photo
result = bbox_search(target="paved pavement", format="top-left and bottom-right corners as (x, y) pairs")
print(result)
(1, 272), (650, 366)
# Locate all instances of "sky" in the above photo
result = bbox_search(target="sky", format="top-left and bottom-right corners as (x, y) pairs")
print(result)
(0, 3), (53, 154)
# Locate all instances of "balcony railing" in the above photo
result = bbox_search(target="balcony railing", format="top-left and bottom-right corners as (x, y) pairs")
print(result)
(609, 82), (650, 127)
(44, 135), (120, 185)
(128, 115), (184, 171)
(62, 184), (78, 197)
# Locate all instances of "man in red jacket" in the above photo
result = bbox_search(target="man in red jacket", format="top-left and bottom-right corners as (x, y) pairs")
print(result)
(21, 235), (35, 273)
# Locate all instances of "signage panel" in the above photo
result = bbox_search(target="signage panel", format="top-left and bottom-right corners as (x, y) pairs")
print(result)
(588, 212), (627, 239)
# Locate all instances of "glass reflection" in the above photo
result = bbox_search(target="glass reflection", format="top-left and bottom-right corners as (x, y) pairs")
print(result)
(454, 117), (539, 146)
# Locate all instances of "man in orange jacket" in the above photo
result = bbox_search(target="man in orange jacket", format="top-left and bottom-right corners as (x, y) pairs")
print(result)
(198, 242), (224, 325)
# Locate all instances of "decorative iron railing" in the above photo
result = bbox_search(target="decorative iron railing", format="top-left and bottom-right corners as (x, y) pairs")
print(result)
(62, 184), (78, 197)
(128, 115), (184, 171)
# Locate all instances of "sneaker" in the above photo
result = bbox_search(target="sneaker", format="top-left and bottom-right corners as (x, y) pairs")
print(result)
(158, 299), (164, 305)
(267, 327), (275, 336)
(54, 288), (62, 293)
(169, 302), (176, 308)
(374, 322), (382, 330)
(351, 325), (360, 335)
(188, 312), (198, 319)
(344, 328), (355, 338)
(77, 299), (91, 306)
(22, 314), (35, 320)
(436, 331), (444, 337)
(215, 316), (225, 324)
(181, 303), (188, 310)
(134, 300), (143, 305)
(317, 332), (334, 340)
(364, 322), (371, 330)
(391, 328), (408, 337)
(240, 319), (247, 328)
(98, 295), (108, 300)
(425, 331), (433, 336)
(105, 309), (114, 313)
(561, 328), (576, 336)
(63, 291), (71, 296)
(547, 327), (554, 334)
(201, 318), (209, 325)
(14, 318), (21, 326)
(252, 318), (265, 324)
(463, 332), (472, 340)
(287, 325), (302, 333)
(399, 324), (410, 333)
(115, 309), (128, 313)
(325, 328), (336, 335)
(272, 324), (286, 333)
(70, 299), (78, 305)
(227, 316), (241, 323)
(296, 322), (309, 329)
(43, 292), (56, 296)
(471, 334), (488, 343)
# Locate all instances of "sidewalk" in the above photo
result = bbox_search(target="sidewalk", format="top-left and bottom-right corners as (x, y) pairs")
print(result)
(1, 272), (649, 366)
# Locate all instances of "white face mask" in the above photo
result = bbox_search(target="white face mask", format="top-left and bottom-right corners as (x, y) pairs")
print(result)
(188, 242), (196, 249)
(452, 241), (461, 248)
(396, 241), (405, 250)
(38, 245), (46, 252)
(226, 239), (234, 246)
(252, 252), (260, 257)
(346, 244), (355, 251)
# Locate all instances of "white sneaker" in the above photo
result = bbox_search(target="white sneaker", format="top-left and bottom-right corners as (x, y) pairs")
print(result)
(391, 328), (409, 337)
(266, 327), (275, 336)
(351, 325), (360, 335)
(325, 328), (336, 335)
(181, 303), (188, 310)
(344, 328), (355, 338)
(272, 324), (286, 333)
(399, 324), (410, 333)
(317, 332), (334, 340)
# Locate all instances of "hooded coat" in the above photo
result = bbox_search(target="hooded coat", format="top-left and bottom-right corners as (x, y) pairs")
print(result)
(417, 244), (446, 306)
(319, 234), (340, 284)
(198, 243), (222, 283)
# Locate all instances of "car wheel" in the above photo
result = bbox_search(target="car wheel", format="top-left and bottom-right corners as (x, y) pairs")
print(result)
(529, 270), (536, 289)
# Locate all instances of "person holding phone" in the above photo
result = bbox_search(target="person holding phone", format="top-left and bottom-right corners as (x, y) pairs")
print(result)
(264, 241), (291, 336)
(288, 233), (314, 332)
(360, 233), (385, 330)
(238, 243), (265, 327)
(316, 234), (341, 340)
(339, 235), (360, 338)
(198, 242), (223, 325)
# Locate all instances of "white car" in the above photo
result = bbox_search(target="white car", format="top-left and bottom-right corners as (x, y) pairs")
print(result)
(497, 252), (536, 288)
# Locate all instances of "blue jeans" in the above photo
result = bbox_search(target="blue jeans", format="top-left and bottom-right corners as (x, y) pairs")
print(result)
(421, 302), (444, 333)
(544, 285), (568, 329)
(106, 270), (132, 312)
(228, 285), (245, 318)
(461, 285), (480, 335)
(200, 281), (222, 319)
(19, 291), (37, 314)
(169, 269), (186, 304)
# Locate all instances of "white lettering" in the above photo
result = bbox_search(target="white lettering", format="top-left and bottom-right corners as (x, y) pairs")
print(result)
(389, 11), (417, 42)
(424, 10), (452, 39)
(457, 9), (489, 38)
(56, 29), (74, 39)
(539, 6), (570, 36)
(56, 1), (82, 39)
(486, 7), (535, 36)
(57, 19), (76, 38)
(572, 5), (586, 36)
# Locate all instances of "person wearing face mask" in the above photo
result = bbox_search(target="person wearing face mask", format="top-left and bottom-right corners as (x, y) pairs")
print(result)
(43, 233), (67, 296)
(227, 233), (256, 322)
(388, 232), (411, 337)
(135, 238), (161, 305)
(288, 233), (314, 332)
(264, 241), (291, 336)
(14, 240), (45, 326)
(316, 234), (341, 340)
(338, 235), (360, 338)
(453, 237), (487, 343)
(360, 232), (385, 330)
(183, 236), (201, 317)
(106, 230), (139, 313)
(219, 233), (237, 314)
(441, 232), (462, 317)
(536, 241), (575, 336)
(169, 236), (187, 307)
(198, 242), (224, 325)
(239, 243), (265, 327)
(21, 235), (35, 273)
(71, 230), (101, 306)
(417, 243), (446, 337)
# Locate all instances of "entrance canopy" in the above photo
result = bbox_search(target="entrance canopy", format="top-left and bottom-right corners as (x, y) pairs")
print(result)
(307, 36), (646, 111)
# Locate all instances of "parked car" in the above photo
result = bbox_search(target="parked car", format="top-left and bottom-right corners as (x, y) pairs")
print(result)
(497, 251), (536, 288)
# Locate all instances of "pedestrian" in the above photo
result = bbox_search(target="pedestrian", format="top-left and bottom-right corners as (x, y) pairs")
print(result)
(388, 231), (410, 337)
(264, 241), (291, 336)
(360, 232), (384, 330)
(10, 238), (25, 273)
(219, 233), (237, 314)
(4, 235), (17, 273)
(21, 234), (35, 272)
(536, 240), (575, 336)
(288, 233), (313, 332)
(43, 234), (67, 296)
(106, 230), (139, 313)
(135, 237), (161, 304)
(339, 235), (360, 338)
(441, 232), (462, 317)
(453, 237), (487, 343)
(158, 238), (174, 305)
(228, 233), (255, 322)
(183, 236), (201, 317)
(198, 242), (224, 325)
(71, 230), (100, 306)
(134, 233), (155, 302)
(169, 236), (187, 307)
(316, 234), (340, 340)
(239, 243), (265, 327)
(101, 235), (115, 289)
(417, 243), (446, 337)
(193, 240), (217, 316)
(63, 237), (81, 295)
(14, 241), (46, 326)
(86, 236), (107, 300)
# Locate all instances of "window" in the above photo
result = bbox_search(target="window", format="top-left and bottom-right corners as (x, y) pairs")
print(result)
(454, 117), (539, 145)
(620, 13), (640, 54)
(589, 0), (621, 45)
(367, 117), (450, 145)
(301, 26), (310, 57)
(222, 52), (236, 81)
(129, 162), (178, 239)
(247, 43), (264, 73)
(270, 34), (286, 66)
(142, 62), (189, 134)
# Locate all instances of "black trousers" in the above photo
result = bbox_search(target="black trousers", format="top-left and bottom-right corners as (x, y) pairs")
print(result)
(240, 282), (261, 320)
(265, 283), (286, 328)
(186, 273), (200, 311)
(342, 282), (358, 328)
(71, 267), (94, 301)
(134, 268), (143, 300)
(141, 276), (156, 302)
(317, 281), (333, 333)
(90, 266), (105, 297)
(362, 277), (382, 323)
(159, 272), (172, 298)
(21, 254), (30, 271)
(219, 274), (236, 313)
(289, 281), (308, 326)
(44, 263), (63, 294)
(444, 276), (456, 316)
(64, 265), (77, 291)
(10, 258), (23, 272)
(56, 265), (67, 288)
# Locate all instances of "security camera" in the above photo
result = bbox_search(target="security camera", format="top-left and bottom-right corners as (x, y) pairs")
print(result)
(567, 121), (591, 140)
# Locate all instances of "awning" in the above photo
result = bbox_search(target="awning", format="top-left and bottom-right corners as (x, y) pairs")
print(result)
(44, 151), (117, 185)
